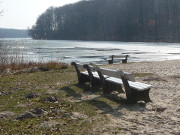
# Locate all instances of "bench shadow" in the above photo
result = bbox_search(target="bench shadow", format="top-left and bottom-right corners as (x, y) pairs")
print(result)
(104, 94), (147, 115)
(82, 93), (147, 118)
(60, 83), (101, 99)
(61, 83), (147, 118)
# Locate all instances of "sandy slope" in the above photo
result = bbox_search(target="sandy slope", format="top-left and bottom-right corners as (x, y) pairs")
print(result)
(98, 60), (180, 135)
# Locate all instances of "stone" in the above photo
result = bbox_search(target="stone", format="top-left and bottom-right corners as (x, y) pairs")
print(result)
(65, 112), (88, 120)
(16, 112), (36, 120)
(43, 96), (59, 102)
(0, 111), (15, 119)
(16, 108), (48, 120)
(0, 91), (12, 96)
(40, 121), (60, 129)
(26, 92), (39, 99)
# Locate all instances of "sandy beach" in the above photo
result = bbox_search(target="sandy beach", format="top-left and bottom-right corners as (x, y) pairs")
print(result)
(97, 60), (180, 135)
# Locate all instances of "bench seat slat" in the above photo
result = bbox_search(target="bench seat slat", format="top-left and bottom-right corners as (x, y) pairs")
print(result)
(92, 72), (100, 78)
(82, 71), (100, 77)
(105, 77), (151, 91)
(128, 81), (151, 91)
(81, 71), (89, 75)
(113, 58), (127, 60)
(129, 81), (152, 88)
(106, 77), (123, 85)
(130, 81), (152, 88)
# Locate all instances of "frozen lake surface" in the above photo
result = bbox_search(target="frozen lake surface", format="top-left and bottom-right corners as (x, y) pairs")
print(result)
(1, 38), (180, 64)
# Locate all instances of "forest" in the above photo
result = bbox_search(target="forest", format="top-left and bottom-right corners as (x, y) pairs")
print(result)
(29, 0), (180, 42)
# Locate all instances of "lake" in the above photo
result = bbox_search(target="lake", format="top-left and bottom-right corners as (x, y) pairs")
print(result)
(1, 38), (180, 64)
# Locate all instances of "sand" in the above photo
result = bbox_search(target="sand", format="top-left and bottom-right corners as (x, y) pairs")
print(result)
(97, 60), (180, 135)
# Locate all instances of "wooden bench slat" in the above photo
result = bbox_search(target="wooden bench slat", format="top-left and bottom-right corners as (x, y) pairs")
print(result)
(81, 71), (89, 75)
(129, 81), (152, 88)
(109, 55), (129, 58)
(97, 68), (120, 78)
(128, 81), (151, 91)
(91, 72), (99, 78)
(106, 77), (123, 85)
(128, 81), (151, 87)
(106, 77), (151, 91)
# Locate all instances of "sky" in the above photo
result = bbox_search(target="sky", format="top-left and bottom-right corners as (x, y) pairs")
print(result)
(0, 0), (81, 29)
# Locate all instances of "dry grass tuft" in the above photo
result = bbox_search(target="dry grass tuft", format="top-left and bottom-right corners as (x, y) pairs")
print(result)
(0, 61), (70, 72)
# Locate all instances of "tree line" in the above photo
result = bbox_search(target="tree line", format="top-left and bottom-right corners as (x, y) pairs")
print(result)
(29, 0), (180, 42)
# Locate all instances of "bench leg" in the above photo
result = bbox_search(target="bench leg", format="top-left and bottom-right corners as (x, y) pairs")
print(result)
(90, 77), (101, 87)
(78, 74), (89, 84)
(108, 60), (113, 64)
(103, 81), (124, 94)
(128, 89), (152, 103)
(122, 59), (127, 63)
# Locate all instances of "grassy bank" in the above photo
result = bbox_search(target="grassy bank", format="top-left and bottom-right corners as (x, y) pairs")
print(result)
(0, 63), (114, 134)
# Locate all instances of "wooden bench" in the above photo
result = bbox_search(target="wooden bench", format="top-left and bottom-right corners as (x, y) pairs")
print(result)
(94, 67), (152, 103)
(83, 64), (101, 87)
(71, 62), (101, 86)
(107, 55), (129, 64)
(94, 67), (125, 94)
(71, 62), (90, 84)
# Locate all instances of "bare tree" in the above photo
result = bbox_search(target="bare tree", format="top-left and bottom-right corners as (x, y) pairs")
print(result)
(0, 1), (3, 15)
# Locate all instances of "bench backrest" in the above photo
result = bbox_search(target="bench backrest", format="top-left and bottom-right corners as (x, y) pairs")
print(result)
(71, 62), (86, 77)
(83, 64), (95, 78)
(120, 72), (135, 82)
(71, 62), (85, 69)
(94, 67), (135, 80)
(94, 67), (121, 78)
(109, 55), (129, 59)
(83, 64), (94, 71)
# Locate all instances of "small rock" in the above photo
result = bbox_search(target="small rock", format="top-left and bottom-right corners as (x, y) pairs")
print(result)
(42, 96), (59, 102)
(65, 112), (88, 120)
(40, 121), (60, 129)
(16, 112), (36, 120)
(30, 108), (48, 115)
(38, 67), (49, 71)
(0, 91), (12, 96)
(151, 107), (167, 113)
(16, 108), (48, 120)
(26, 92), (39, 99)
(176, 108), (180, 112)
(0, 111), (15, 119)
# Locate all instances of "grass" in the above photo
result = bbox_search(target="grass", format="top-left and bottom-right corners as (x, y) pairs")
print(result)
(0, 64), (112, 135)
(132, 72), (155, 77)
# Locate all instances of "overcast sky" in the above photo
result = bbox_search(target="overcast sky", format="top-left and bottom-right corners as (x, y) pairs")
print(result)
(0, 0), (80, 29)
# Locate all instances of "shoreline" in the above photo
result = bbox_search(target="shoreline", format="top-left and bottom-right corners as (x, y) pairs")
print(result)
(102, 59), (180, 76)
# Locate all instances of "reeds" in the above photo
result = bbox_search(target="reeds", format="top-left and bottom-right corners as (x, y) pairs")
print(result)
(0, 39), (69, 73)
